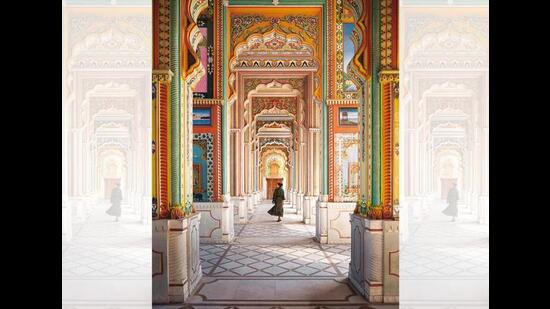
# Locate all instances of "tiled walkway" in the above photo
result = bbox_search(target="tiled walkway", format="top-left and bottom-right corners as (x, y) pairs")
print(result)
(400, 199), (489, 307)
(167, 201), (395, 309)
(62, 200), (151, 308)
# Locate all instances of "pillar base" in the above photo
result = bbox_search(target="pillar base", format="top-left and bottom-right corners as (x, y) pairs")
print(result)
(152, 213), (202, 304)
(288, 190), (294, 207)
(348, 214), (399, 304)
(62, 202), (72, 242)
(303, 195), (318, 225)
(246, 194), (254, 211)
(194, 201), (234, 243)
(315, 201), (355, 244)
(237, 197), (247, 224)
(478, 195), (489, 224)
(296, 193), (304, 216)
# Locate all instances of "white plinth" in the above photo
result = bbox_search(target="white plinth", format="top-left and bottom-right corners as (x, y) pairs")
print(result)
(348, 214), (399, 303)
(315, 201), (355, 244)
(247, 194), (254, 211)
(478, 196), (489, 224)
(303, 196), (318, 225)
(194, 201), (234, 243)
(236, 197), (247, 224)
(62, 204), (72, 242)
(296, 193), (304, 215)
(152, 213), (202, 304)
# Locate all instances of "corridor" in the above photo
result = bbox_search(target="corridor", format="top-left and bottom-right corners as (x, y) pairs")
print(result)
(155, 200), (396, 308)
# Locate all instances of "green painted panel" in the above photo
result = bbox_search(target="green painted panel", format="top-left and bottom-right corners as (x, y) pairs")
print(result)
(371, 0), (380, 205)
(321, 1), (328, 196)
(170, 0), (181, 204)
(221, 4), (230, 195)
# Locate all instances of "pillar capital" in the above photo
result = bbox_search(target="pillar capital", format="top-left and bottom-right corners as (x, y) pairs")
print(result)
(378, 70), (399, 83)
(152, 69), (174, 82)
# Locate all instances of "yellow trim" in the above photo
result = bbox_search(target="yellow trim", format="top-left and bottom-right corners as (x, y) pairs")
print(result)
(379, 81), (386, 204)
(152, 82), (158, 204)
(167, 81), (172, 204)
(392, 94), (399, 205)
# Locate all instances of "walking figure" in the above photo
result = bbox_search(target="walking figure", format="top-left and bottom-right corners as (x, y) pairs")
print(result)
(442, 182), (459, 222)
(268, 183), (285, 222)
(106, 183), (122, 222)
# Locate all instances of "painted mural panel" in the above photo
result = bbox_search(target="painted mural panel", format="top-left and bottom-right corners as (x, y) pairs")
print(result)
(193, 107), (212, 126)
(335, 132), (359, 201)
(343, 23), (357, 92)
(339, 107), (359, 126)
(194, 14), (213, 98)
(192, 133), (214, 202)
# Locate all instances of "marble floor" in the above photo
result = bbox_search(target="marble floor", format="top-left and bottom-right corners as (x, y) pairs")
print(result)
(156, 201), (396, 309)
(62, 200), (151, 308)
(400, 199), (489, 308)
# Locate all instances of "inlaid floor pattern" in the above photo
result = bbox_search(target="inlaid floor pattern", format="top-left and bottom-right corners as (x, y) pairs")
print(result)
(159, 201), (395, 308)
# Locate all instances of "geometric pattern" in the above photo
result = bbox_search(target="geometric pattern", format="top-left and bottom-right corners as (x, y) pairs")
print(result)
(401, 201), (489, 279)
(193, 133), (214, 201)
(199, 202), (351, 278)
(62, 202), (150, 279)
(176, 201), (367, 308)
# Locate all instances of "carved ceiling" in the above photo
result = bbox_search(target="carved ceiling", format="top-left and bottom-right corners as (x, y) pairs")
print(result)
(231, 29), (318, 71)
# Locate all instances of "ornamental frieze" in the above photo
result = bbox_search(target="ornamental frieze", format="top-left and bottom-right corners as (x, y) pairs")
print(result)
(231, 15), (319, 47)
(251, 97), (297, 117)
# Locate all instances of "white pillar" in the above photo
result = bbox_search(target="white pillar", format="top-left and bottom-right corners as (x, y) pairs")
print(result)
(222, 195), (234, 242)
(62, 201), (72, 242)
(316, 196), (328, 243)
(296, 192), (304, 216)
(74, 199), (86, 223)
(247, 193), (254, 211)
(237, 197), (247, 223)
(303, 196), (317, 225)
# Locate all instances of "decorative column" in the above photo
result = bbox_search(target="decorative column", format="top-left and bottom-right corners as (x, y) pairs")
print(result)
(237, 196), (247, 223)
(221, 0), (231, 204)
(169, 0), (181, 207)
(316, 195), (328, 243)
(152, 70), (173, 219)
(304, 126), (320, 225)
(379, 71), (399, 218)
(152, 0), (206, 303)
(297, 139), (305, 215)
(348, 0), (399, 304)
(152, 212), (202, 303)
(62, 11), (71, 240)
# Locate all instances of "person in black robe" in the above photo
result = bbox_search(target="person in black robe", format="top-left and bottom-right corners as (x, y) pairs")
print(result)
(442, 183), (459, 222)
(268, 183), (285, 222)
(106, 183), (122, 222)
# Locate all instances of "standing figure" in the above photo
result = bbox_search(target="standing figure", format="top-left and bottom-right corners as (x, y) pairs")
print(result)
(106, 183), (123, 222)
(442, 182), (459, 222)
(268, 183), (285, 222)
